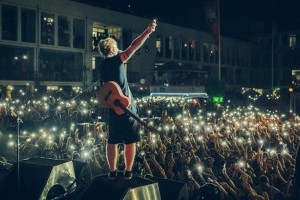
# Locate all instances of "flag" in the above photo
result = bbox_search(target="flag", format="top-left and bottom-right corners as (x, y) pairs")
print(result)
(204, 0), (219, 46)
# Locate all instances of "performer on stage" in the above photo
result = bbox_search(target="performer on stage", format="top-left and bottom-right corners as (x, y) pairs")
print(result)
(98, 20), (156, 180)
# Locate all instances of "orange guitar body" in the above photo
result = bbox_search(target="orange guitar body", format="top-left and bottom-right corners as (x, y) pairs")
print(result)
(97, 81), (130, 115)
(98, 81), (158, 133)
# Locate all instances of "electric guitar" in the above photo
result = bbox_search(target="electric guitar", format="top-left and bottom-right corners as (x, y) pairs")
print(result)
(97, 81), (158, 133)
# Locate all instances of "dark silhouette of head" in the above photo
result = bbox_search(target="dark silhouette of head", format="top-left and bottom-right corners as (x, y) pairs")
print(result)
(196, 183), (220, 200)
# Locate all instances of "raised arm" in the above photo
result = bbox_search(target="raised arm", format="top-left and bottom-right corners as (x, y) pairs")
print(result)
(120, 20), (157, 62)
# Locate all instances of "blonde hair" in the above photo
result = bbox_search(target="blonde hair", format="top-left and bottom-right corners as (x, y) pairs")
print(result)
(98, 37), (118, 57)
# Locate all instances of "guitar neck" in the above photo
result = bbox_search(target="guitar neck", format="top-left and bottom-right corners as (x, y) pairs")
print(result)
(115, 100), (155, 132)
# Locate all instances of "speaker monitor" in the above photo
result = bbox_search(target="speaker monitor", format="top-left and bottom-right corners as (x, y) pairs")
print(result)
(295, 144), (300, 189)
(72, 160), (91, 188)
(147, 176), (189, 200)
(1, 157), (76, 200)
(76, 174), (161, 200)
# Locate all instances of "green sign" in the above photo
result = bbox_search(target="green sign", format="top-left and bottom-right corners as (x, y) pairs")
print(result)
(212, 96), (224, 103)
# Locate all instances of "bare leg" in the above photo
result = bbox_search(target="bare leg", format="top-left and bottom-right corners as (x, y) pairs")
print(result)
(106, 143), (118, 171)
(124, 143), (136, 171)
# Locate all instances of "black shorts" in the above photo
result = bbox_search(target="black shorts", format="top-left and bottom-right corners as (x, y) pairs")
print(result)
(107, 109), (140, 144)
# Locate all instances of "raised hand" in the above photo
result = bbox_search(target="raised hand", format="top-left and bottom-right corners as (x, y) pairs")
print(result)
(147, 20), (157, 33)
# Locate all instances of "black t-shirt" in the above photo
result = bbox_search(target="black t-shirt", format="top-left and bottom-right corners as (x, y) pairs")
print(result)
(100, 55), (130, 97)
(100, 54), (136, 112)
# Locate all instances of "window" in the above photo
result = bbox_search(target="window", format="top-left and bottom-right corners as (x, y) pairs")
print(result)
(108, 27), (121, 41)
(73, 18), (85, 48)
(291, 70), (300, 85)
(226, 47), (231, 65)
(174, 38), (180, 59)
(93, 27), (104, 38)
(250, 70), (260, 86)
(215, 48), (219, 63)
(236, 69), (242, 84)
(122, 28), (132, 49)
(232, 48), (236, 65)
(236, 49), (240, 66)
(92, 25), (121, 51)
(221, 47), (225, 64)
(58, 16), (70, 47)
(188, 41), (195, 61)
(210, 46), (217, 63)
(289, 34), (296, 48)
(165, 36), (174, 58)
(0, 45), (34, 80)
(181, 41), (188, 60)
(281, 70), (291, 85)
(203, 43), (209, 62)
(2, 4), (18, 41)
(203, 65), (212, 76)
(156, 35), (163, 57)
(221, 67), (228, 81)
(92, 27), (106, 50)
(39, 49), (83, 81)
(22, 8), (36, 43)
(41, 12), (55, 45)
(195, 42), (201, 61)
(263, 70), (271, 87)
(251, 51), (260, 68)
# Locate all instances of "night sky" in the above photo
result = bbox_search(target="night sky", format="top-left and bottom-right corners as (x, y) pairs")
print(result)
(73, 0), (300, 38)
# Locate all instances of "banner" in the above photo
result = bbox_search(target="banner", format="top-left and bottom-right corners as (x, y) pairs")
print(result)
(204, 0), (219, 46)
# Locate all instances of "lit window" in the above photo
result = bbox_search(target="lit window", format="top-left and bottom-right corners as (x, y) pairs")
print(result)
(92, 27), (105, 49)
(289, 34), (296, 48)
(156, 36), (163, 57)
(92, 57), (96, 70)
(156, 39), (161, 52)
(41, 12), (55, 45)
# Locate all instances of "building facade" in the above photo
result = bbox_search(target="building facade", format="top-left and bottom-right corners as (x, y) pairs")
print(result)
(0, 0), (295, 92)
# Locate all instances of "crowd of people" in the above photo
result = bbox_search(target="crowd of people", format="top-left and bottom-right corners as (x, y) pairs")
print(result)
(0, 86), (299, 200)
